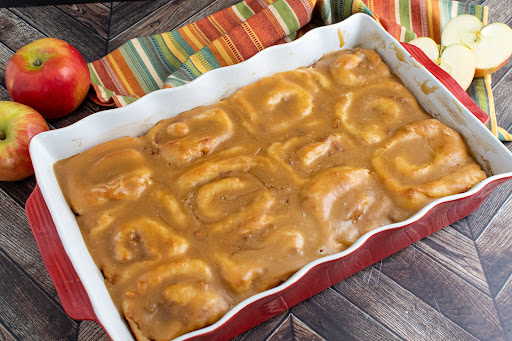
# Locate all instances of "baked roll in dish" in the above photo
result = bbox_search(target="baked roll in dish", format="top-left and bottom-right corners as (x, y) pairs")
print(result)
(54, 48), (487, 341)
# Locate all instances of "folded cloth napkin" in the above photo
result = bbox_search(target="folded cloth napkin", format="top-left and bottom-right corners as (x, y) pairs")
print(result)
(88, 0), (511, 141)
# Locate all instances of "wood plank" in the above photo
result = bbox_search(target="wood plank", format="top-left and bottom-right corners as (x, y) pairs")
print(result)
(0, 322), (16, 341)
(0, 8), (46, 52)
(0, 77), (10, 101)
(415, 226), (490, 294)
(495, 275), (512, 340)
(493, 67), (512, 132)
(459, 180), (512, 239)
(0, 187), (58, 300)
(475, 194), (512, 296)
(380, 246), (505, 340)
(291, 288), (400, 340)
(3, 0), (114, 6)
(334, 266), (478, 340)
(109, 0), (170, 39)
(77, 320), (109, 341)
(0, 174), (36, 206)
(108, 0), (220, 52)
(483, 0), (512, 26)
(291, 314), (327, 341)
(56, 3), (111, 40)
(0, 249), (77, 340)
(174, 0), (240, 29)
(233, 311), (288, 341)
(265, 314), (294, 341)
(9, 5), (107, 61)
(265, 314), (327, 341)
(0, 42), (13, 88)
(450, 217), (472, 239)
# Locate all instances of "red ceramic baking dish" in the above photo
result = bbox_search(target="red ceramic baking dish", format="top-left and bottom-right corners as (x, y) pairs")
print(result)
(26, 13), (512, 341)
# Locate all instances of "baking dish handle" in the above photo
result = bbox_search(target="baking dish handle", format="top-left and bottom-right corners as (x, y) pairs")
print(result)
(400, 42), (490, 126)
(25, 184), (97, 321)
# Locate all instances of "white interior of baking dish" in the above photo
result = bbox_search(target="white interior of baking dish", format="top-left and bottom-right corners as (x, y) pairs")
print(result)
(30, 13), (512, 341)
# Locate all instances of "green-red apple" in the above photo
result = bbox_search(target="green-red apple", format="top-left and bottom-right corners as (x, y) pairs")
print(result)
(0, 101), (49, 181)
(5, 38), (90, 119)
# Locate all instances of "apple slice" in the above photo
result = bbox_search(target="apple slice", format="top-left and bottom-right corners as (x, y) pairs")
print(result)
(438, 44), (475, 90)
(407, 36), (474, 90)
(441, 15), (512, 76)
(408, 37), (440, 62)
(441, 15), (484, 47)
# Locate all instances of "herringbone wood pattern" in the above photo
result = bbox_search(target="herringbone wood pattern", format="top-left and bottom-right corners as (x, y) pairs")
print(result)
(0, 1), (511, 340)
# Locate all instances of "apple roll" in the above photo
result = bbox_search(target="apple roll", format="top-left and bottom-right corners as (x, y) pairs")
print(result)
(372, 119), (487, 209)
(54, 137), (152, 215)
(54, 48), (487, 341)
(335, 81), (431, 143)
(145, 103), (235, 167)
(122, 259), (230, 341)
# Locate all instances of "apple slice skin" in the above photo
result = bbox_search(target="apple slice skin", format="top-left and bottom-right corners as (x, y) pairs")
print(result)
(438, 44), (475, 91)
(5, 38), (91, 120)
(0, 101), (49, 181)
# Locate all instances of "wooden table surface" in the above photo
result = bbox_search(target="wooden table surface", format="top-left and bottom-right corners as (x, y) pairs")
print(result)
(0, 1), (511, 340)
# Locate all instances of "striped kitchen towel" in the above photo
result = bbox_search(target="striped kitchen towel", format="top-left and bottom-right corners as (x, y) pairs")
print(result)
(88, 0), (511, 141)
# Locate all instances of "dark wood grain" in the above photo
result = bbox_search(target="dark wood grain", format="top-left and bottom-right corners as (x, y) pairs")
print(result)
(233, 312), (288, 341)
(265, 314), (327, 341)
(0, 188), (58, 300)
(484, 0), (512, 26)
(453, 180), (512, 239)
(1, 0), (130, 6)
(108, 0), (169, 39)
(0, 249), (77, 340)
(0, 42), (13, 85)
(0, 9), (45, 52)
(381, 247), (505, 340)
(57, 3), (111, 40)
(77, 320), (110, 341)
(0, 1), (510, 340)
(264, 315), (296, 341)
(415, 226), (489, 294)
(108, 0), (224, 52)
(292, 314), (327, 341)
(493, 68), (512, 131)
(291, 288), (400, 340)
(334, 266), (478, 340)
(476, 195), (512, 296)
(175, 0), (241, 29)
(0, 322), (16, 341)
(9, 5), (107, 61)
(0, 176), (36, 206)
(496, 276), (512, 339)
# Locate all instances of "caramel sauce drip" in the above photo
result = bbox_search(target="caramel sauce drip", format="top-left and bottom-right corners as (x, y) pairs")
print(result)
(54, 48), (487, 341)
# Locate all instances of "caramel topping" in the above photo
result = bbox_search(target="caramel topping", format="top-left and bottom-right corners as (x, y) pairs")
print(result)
(54, 48), (487, 341)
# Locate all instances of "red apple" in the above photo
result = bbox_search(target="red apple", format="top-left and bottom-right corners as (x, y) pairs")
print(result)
(0, 101), (49, 181)
(5, 38), (90, 119)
